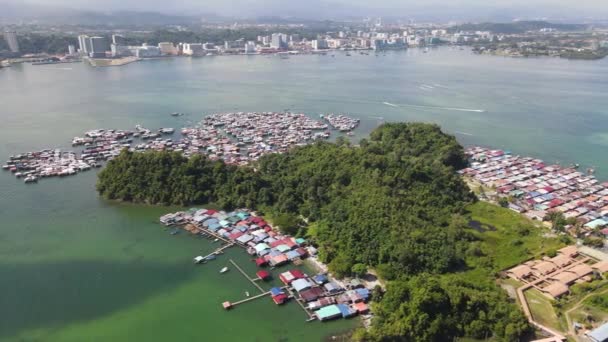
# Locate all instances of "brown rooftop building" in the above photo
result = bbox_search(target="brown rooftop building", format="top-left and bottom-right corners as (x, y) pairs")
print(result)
(542, 282), (570, 299)
(592, 260), (608, 274)
(532, 261), (558, 276)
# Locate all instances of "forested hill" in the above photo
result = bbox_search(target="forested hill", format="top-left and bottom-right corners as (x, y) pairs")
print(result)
(97, 122), (531, 341)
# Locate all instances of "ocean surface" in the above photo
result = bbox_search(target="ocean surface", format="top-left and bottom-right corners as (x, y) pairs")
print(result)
(0, 47), (607, 341)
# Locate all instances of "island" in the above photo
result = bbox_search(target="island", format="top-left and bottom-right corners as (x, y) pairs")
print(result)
(96, 122), (556, 341)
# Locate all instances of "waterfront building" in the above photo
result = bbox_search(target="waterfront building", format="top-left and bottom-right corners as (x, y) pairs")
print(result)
(78, 35), (91, 54)
(373, 38), (407, 50)
(244, 41), (256, 54)
(4, 30), (19, 53)
(183, 43), (204, 56)
(111, 44), (131, 57)
(88, 37), (109, 58)
(202, 42), (215, 50)
(158, 42), (177, 55)
(68, 45), (76, 55)
(311, 39), (328, 50)
(270, 33), (287, 50)
(133, 45), (160, 58)
(224, 39), (245, 50)
(327, 39), (347, 49)
(261, 36), (270, 46)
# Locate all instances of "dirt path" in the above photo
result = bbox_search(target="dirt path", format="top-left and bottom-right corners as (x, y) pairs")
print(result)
(564, 288), (608, 339)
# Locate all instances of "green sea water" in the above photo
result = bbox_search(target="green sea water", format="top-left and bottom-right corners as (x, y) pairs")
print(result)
(1, 47), (607, 341)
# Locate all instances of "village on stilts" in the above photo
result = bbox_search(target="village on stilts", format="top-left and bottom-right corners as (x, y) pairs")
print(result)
(2, 111), (359, 184)
(460, 146), (608, 233)
(160, 207), (372, 322)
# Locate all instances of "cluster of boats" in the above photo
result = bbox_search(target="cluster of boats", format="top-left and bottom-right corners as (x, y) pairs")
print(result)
(4, 125), (176, 184)
(321, 114), (360, 132)
(4, 111), (361, 184)
(2, 150), (95, 183)
(179, 111), (350, 165)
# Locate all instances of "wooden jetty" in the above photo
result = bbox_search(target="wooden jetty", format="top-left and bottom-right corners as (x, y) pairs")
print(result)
(196, 242), (235, 264)
(229, 259), (265, 293)
(285, 286), (316, 321)
(223, 291), (271, 310)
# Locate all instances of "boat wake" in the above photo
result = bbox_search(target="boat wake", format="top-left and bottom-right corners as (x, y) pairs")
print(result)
(454, 131), (474, 136)
(382, 101), (485, 113)
(382, 102), (399, 107)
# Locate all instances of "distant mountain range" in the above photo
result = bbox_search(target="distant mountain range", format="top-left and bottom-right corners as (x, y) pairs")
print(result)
(0, 2), (205, 26)
(1, 0), (604, 26)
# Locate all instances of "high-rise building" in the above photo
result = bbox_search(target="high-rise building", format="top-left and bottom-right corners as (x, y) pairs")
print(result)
(112, 34), (126, 45)
(4, 31), (19, 53)
(311, 39), (328, 50)
(68, 45), (76, 55)
(270, 33), (287, 50)
(89, 36), (109, 58)
(244, 41), (256, 54)
(78, 35), (92, 54)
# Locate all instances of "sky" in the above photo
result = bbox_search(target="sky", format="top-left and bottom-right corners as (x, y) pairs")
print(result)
(7, 0), (608, 20)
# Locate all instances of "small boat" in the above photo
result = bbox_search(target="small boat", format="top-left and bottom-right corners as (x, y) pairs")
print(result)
(206, 255), (216, 261)
(245, 291), (250, 297)
(24, 175), (38, 183)
(220, 266), (229, 274)
(213, 238), (219, 242)
(170, 112), (182, 117)
(194, 256), (205, 264)
(170, 230), (180, 235)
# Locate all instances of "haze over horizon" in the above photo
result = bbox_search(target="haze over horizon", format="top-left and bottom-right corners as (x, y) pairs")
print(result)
(3, 0), (608, 21)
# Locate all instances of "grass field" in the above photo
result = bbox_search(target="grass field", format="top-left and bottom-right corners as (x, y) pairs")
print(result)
(525, 289), (565, 331)
(465, 201), (567, 271)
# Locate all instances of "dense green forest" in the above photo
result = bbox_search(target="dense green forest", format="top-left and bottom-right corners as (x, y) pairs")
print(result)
(97, 123), (531, 341)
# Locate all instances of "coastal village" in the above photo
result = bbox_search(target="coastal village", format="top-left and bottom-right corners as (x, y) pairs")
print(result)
(461, 147), (608, 342)
(3, 115), (608, 338)
(461, 146), (608, 236)
(1, 111), (359, 183)
(159, 208), (373, 323)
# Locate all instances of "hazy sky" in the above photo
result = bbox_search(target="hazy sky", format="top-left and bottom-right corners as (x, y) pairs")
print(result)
(12, 0), (608, 19)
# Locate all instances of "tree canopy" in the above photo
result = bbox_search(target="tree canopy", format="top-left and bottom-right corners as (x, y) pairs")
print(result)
(97, 122), (531, 341)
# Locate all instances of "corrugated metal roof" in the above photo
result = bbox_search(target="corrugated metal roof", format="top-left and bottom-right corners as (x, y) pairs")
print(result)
(588, 322), (608, 342)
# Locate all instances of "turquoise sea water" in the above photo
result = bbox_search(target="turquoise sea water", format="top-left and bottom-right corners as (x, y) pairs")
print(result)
(0, 47), (607, 341)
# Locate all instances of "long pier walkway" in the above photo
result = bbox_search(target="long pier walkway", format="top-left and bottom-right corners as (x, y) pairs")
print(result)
(229, 291), (270, 306)
(200, 242), (235, 261)
(229, 259), (265, 293)
(285, 286), (316, 320)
